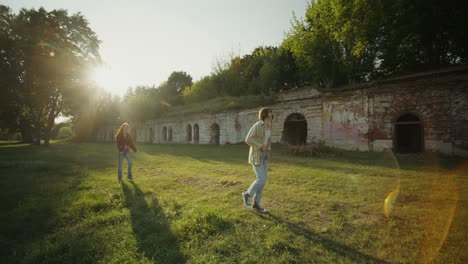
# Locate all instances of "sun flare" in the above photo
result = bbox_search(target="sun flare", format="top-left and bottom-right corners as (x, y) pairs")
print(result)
(91, 66), (120, 91)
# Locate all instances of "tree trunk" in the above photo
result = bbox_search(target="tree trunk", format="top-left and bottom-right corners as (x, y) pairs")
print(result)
(20, 119), (34, 143)
(44, 95), (60, 147)
(44, 122), (53, 146)
(44, 131), (50, 146)
(21, 127), (33, 143)
(44, 116), (53, 146)
(34, 127), (41, 145)
(33, 119), (42, 145)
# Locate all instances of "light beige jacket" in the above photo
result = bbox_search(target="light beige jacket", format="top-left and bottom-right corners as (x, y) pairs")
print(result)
(245, 120), (272, 165)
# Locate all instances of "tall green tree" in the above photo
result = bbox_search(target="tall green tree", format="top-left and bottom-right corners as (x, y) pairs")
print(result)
(283, 0), (379, 87)
(283, 0), (468, 85)
(71, 85), (117, 142)
(159, 71), (193, 106)
(378, 0), (468, 75)
(0, 6), (26, 139)
(122, 85), (167, 122)
(0, 6), (100, 145)
(182, 46), (299, 104)
(182, 75), (218, 104)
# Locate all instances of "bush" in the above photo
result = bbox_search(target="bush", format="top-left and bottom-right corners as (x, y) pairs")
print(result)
(57, 126), (75, 139)
(11, 132), (22, 141)
(287, 141), (340, 157)
(168, 95), (275, 116)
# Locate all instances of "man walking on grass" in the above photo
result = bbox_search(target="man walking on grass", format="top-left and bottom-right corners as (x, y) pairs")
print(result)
(242, 107), (274, 214)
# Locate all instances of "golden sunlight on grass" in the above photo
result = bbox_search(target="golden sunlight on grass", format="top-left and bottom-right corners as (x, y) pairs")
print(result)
(1, 142), (466, 263)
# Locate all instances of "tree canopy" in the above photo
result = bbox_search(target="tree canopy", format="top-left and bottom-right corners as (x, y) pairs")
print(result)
(0, 5), (100, 144)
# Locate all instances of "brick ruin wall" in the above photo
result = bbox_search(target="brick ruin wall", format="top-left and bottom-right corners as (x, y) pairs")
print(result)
(96, 69), (468, 157)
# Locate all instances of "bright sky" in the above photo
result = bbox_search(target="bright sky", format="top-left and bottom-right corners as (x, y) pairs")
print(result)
(5, 0), (308, 96)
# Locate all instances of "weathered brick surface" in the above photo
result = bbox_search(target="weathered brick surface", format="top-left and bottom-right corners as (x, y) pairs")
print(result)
(322, 95), (370, 151)
(96, 68), (468, 157)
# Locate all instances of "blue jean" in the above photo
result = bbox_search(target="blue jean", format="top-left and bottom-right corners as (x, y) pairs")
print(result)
(118, 149), (132, 180)
(247, 152), (268, 205)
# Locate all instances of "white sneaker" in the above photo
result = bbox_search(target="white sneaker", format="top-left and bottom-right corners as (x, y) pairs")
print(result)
(242, 192), (251, 208)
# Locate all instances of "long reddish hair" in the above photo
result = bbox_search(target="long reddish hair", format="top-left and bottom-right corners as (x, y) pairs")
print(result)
(115, 122), (131, 140)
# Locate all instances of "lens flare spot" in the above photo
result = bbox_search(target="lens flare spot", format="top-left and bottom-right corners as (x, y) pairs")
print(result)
(419, 161), (466, 263)
(384, 187), (400, 217)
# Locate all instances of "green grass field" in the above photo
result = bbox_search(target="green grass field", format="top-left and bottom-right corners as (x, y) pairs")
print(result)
(0, 141), (466, 263)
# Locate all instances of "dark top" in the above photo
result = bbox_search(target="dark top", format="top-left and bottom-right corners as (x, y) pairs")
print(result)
(115, 133), (137, 152)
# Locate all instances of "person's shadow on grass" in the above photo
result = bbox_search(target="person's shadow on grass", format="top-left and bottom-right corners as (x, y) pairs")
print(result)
(122, 182), (185, 263)
(256, 212), (388, 264)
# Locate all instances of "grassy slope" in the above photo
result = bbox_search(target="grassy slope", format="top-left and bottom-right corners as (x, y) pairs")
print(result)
(0, 141), (466, 263)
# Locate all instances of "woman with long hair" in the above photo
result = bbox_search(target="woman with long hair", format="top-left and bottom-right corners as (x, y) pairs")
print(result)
(115, 122), (138, 182)
(242, 107), (273, 213)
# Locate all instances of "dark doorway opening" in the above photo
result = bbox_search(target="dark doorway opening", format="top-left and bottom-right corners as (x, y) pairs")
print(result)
(395, 114), (424, 153)
(187, 124), (192, 142)
(162, 127), (167, 141)
(149, 128), (153, 144)
(168, 127), (173, 142)
(194, 124), (199, 144)
(210, 123), (220, 145)
(282, 113), (307, 145)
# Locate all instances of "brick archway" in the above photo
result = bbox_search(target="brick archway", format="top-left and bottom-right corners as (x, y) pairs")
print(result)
(162, 126), (167, 141)
(186, 124), (192, 142)
(193, 124), (199, 144)
(210, 123), (220, 145)
(282, 112), (308, 145)
(149, 127), (153, 144)
(168, 127), (173, 142)
(393, 113), (424, 153)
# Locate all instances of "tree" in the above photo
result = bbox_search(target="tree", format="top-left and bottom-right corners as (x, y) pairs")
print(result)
(122, 85), (167, 122)
(0, 6), (25, 139)
(72, 87), (120, 141)
(378, 0), (468, 75)
(182, 75), (218, 104)
(159, 71), (193, 106)
(0, 6), (101, 145)
(283, 0), (468, 85)
(283, 1), (369, 87)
